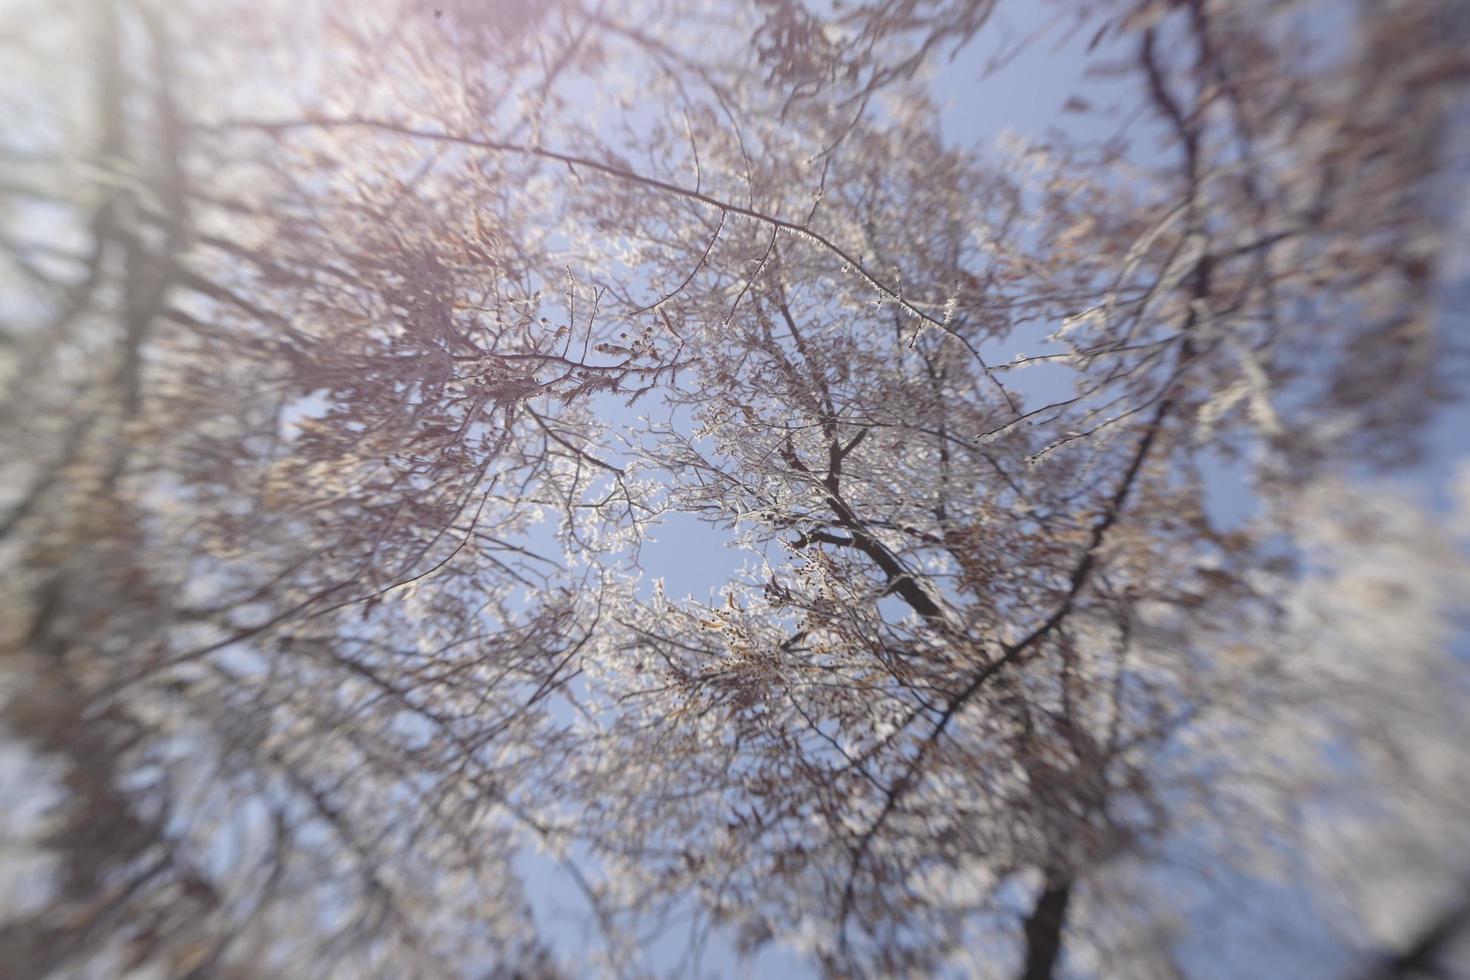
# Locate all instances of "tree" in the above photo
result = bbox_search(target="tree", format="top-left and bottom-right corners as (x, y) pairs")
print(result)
(2, 0), (1467, 977)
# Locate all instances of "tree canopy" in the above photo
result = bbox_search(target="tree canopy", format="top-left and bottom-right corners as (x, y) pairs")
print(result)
(2, 0), (1469, 977)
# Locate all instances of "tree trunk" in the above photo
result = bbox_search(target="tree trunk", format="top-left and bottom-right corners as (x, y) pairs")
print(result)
(1019, 876), (1073, 980)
